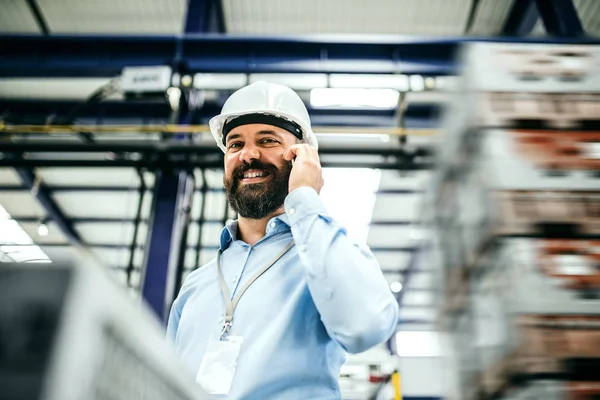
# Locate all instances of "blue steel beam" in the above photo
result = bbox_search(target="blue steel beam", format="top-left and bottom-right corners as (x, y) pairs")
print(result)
(2, 35), (600, 79)
(535, 0), (584, 38)
(184, 0), (226, 33)
(211, 0), (226, 33)
(501, 0), (539, 36)
(140, 170), (194, 321)
(14, 168), (84, 247)
(0, 35), (458, 78)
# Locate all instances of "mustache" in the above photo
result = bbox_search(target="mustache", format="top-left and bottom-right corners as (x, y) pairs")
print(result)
(233, 160), (277, 179)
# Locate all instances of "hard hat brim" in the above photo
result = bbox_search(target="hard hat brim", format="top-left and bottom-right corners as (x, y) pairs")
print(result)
(209, 109), (318, 153)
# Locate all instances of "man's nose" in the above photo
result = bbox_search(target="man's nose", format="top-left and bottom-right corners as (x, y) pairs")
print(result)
(239, 144), (260, 163)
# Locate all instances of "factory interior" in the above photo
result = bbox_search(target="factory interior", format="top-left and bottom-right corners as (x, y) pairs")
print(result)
(1, 0), (600, 399)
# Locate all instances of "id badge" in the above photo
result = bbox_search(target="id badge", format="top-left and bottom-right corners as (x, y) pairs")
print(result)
(196, 335), (244, 395)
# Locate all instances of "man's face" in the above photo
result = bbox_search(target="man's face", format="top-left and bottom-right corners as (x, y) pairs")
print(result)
(223, 123), (297, 219)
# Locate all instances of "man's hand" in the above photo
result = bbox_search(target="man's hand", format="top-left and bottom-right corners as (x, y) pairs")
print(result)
(283, 144), (324, 194)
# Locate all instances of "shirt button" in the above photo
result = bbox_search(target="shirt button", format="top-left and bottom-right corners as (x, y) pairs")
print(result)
(270, 222), (276, 228)
(289, 208), (296, 215)
(298, 245), (307, 252)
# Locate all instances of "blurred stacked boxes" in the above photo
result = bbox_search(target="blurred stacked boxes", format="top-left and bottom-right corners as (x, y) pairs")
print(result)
(430, 42), (600, 400)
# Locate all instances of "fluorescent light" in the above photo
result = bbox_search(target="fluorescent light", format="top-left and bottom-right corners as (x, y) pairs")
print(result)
(319, 168), (382, 244)
(409, 227), (427, 241)
(409, 75), (425, 92)
(329, 74), (409, 91)
(395, 331), (441, 357)
(315, 133), (390, 143)
(249, 73), (327, 90)
(310, 88), (399, 109)
(193, 73), (247, 90)
(0, 204), (51, 263)
(390, 281), (403, 293)
(1, 246), (52, 263)
(433, 76), (458, 91)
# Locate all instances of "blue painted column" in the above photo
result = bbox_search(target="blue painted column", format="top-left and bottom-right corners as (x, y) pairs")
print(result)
(140, 168), (194, 322)
(137, 0), (224, 323)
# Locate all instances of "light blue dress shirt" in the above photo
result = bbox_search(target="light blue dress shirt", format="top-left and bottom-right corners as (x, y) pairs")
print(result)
(167, 187), (399, 400)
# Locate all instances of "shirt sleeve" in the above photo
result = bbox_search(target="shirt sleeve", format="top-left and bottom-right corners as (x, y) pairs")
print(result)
(166, 296), (183, 345)
(284, 186), (399, 354)
(166, 276), (195, 346)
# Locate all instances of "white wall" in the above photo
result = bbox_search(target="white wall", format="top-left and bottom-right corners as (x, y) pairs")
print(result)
(397, 357), (444, 397)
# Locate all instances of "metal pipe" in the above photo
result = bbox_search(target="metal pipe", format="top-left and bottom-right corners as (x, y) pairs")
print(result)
(0, 185), (226, 193)
(126, 169), (146, 286)
(194, 169), (208, 271)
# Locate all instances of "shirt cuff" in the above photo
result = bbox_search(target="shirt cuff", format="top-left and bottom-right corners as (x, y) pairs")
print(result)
(284, 186), (329, 225)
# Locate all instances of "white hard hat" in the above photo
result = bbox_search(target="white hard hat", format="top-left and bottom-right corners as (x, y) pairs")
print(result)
(209, 81), (318, 152)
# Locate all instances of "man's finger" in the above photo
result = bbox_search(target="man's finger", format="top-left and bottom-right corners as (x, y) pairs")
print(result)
(283, 145), (300, 161)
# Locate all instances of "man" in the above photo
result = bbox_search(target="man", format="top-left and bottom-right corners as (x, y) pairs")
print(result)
(167, 81), (399, 399)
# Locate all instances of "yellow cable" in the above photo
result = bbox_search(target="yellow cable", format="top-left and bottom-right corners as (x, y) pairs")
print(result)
(0, 124), (439, 137)
(392, 371), (402, 400)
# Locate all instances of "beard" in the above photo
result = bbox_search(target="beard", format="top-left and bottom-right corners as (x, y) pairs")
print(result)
(224, 159), (292, 219)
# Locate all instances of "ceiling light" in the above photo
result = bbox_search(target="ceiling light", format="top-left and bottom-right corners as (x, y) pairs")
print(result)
(167, 87), (181, 110)
(310, 88), (399, 109)
(329, 74), (409, 91)
(390, 281), (403, 293)
(424, 77), (436, 90)
(409, 75), (425, 92)
(37, 221), (48, 236)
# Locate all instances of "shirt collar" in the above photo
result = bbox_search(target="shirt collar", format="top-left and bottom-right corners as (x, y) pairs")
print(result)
(219, 213), (291, 251)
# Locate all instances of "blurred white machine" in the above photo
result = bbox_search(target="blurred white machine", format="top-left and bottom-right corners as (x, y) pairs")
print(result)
(431, 42), (600, 400)
(0, 262), (211, 400)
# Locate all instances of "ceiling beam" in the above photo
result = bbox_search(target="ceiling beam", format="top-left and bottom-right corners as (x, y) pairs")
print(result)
(0, 34), (458, 78)
(501, 0), (539, 36)
(464, 0), (482, 34)
(25, 0), (50, 35)
(535, 0), (584, 38)
(0, 99), (442, 129)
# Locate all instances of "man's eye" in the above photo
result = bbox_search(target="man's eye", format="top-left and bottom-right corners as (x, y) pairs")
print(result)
(261, 138), (278, 144)
(228, 142), (242, 149)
